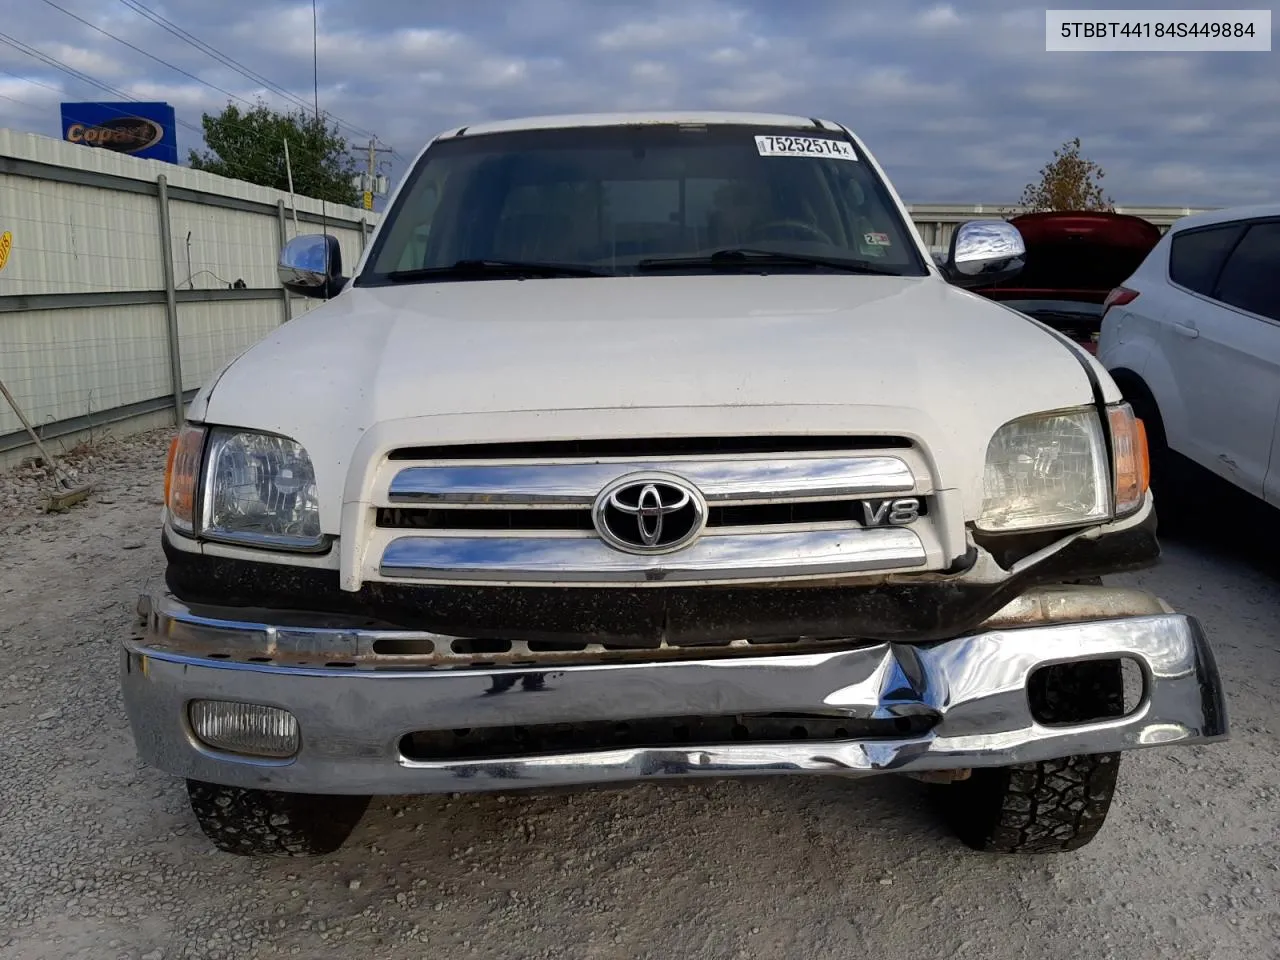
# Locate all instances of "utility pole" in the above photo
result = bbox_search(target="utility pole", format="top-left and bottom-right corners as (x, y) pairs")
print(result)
(360, 137), (394, 211)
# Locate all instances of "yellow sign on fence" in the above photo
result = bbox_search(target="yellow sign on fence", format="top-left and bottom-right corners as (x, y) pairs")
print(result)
(0, 231), (11, 273)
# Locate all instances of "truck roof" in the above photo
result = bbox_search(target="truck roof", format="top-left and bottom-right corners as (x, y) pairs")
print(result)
(437, 111), (842, 139)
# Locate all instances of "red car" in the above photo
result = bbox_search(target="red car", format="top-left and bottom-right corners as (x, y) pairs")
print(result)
(973, 211), (1162, 353)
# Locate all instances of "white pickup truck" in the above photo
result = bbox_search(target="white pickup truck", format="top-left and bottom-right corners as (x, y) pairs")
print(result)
(122, 111), (1227, 858)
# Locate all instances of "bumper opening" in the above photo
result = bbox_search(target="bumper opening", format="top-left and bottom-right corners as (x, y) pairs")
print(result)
(1027, 656), (1145, 726)
(398, 712), (939, 762)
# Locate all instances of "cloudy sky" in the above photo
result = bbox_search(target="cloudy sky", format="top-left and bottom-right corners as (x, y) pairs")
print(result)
(0, 0), (1275, 206)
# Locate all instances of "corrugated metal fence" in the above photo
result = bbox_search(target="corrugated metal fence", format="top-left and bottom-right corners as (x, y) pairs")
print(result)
(0, 128), (378, 470)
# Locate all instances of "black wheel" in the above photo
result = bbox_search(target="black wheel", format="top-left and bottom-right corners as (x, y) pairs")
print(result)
(937, 658), (1124, 854)
(186, 780), (370, 857)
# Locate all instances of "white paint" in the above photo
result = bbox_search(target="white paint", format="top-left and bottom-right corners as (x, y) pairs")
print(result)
(199, 273), (1098, 536)
(188, 112), (1125, 583)
(1097, 200), (1280, 506)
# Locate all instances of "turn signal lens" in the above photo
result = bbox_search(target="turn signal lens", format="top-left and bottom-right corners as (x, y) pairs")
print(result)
(165, 424), (206, 534)
(1109, 403), (1149, 515)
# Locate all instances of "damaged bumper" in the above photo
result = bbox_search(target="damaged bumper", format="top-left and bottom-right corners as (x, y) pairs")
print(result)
(120, 585), (1228, 795)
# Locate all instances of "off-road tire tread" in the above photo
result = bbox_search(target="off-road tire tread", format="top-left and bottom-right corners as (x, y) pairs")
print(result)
(940, 659), (1124, 854)
(947, 752), (1121, 853)
(187, 780), (370, 857)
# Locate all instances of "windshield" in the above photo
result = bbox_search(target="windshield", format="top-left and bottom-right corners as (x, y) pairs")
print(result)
(358, 123), (929, 283)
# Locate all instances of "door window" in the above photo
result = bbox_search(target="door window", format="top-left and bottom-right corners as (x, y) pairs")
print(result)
(1212, 221), (1280, 321)
(1168, 223), (1244, 296)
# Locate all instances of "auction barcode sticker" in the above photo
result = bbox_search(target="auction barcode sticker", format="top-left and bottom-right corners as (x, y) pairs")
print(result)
(1046, 9), (1271, 51)
(755, 135), (858, 161)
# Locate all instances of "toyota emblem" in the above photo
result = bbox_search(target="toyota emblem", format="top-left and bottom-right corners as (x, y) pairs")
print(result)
(591, 473), (707, 554)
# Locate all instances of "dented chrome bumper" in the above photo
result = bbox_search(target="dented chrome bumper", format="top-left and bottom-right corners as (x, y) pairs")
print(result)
(120, 587), (1228, 795)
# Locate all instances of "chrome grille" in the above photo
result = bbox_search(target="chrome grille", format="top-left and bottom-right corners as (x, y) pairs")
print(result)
(385, 455), (915, 505)
(386, 435), (912, 460)
(369, 439), (939, 587)
(375, 497), (931, 531)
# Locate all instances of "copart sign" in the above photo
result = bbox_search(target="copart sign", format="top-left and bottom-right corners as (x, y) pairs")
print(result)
(65, 117), (164, 153)
(59, 101), (178, 164)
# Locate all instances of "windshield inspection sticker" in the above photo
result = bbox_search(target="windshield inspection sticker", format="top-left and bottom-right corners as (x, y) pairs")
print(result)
(755, 135), (858, 161)
(863, 232), (891, 246)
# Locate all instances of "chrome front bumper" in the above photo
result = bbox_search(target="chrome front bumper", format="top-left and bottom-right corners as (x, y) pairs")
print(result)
(120, 590), (1228, 795)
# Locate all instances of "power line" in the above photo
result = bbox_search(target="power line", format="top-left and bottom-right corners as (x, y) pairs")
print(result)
(0, 30), (137, 103)
(0, 43), (314, 189)
(311, 0), (327, 235)
(0, 90), (45, 111)
(1, 32), (371, 205)
(114, 0), (388, 147)
(0, 66), (66, 97)
(0, 31), (210, 140)
(116, 0), (315, 112)
(36, 0), (258, 111)
(0, 32), (206, 140)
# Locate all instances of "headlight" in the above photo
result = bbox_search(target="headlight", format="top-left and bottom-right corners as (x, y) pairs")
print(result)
(199, 428), (323, 551)
(977, 407), (1111, 532)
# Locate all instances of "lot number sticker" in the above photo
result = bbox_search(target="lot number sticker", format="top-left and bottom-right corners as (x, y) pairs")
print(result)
(755, 135), (858, 161)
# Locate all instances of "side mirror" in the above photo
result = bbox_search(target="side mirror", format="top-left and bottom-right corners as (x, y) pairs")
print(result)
(943, 219), (1025, 288)
(278, 234), (346, 299)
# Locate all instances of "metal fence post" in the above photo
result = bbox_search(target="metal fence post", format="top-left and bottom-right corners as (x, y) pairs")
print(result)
(155, 174), (184, 424)
(276, 200), (291, 326)
(359, 217), (368, 256)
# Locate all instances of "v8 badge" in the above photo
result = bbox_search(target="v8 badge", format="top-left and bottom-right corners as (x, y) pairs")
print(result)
(861, 497), (920, 527)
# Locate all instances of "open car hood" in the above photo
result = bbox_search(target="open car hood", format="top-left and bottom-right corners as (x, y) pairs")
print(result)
(975, 211), (1161, 304)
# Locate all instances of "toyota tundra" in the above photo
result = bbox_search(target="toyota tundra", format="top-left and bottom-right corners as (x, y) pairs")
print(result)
(122, 112), (1228, 857)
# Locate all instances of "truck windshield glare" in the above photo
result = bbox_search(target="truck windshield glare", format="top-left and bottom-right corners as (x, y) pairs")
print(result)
(358, 124), (929, 282)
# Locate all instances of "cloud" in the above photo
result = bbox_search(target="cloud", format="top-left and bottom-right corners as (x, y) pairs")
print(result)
(0, 0), (1274, 206)
(915, 4), (962, 30)
(595, 8), (749, 51)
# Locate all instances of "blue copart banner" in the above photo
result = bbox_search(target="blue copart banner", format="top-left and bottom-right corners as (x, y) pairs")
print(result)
(60, 101), (178, 164)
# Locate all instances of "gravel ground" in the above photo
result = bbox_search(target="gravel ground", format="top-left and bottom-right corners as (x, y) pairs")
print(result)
(1, 430), (1277, 960)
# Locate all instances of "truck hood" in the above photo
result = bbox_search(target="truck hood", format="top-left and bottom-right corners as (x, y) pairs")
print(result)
(195, 274), (1103, 528)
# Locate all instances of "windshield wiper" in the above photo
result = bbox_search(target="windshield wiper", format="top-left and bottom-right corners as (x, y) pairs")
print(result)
(635, 248), (904, 276)
(384, 259), (608, 282)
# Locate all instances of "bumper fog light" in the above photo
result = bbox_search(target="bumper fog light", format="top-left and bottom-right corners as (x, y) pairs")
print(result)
(189, 700), (300, 758)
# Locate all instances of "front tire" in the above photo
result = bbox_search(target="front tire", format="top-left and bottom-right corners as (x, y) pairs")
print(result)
(937, 658), (1124, 853)
(186, 780), (370, 857)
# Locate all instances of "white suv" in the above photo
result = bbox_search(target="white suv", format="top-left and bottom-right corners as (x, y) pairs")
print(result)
(1097, 204), (1280, 507)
